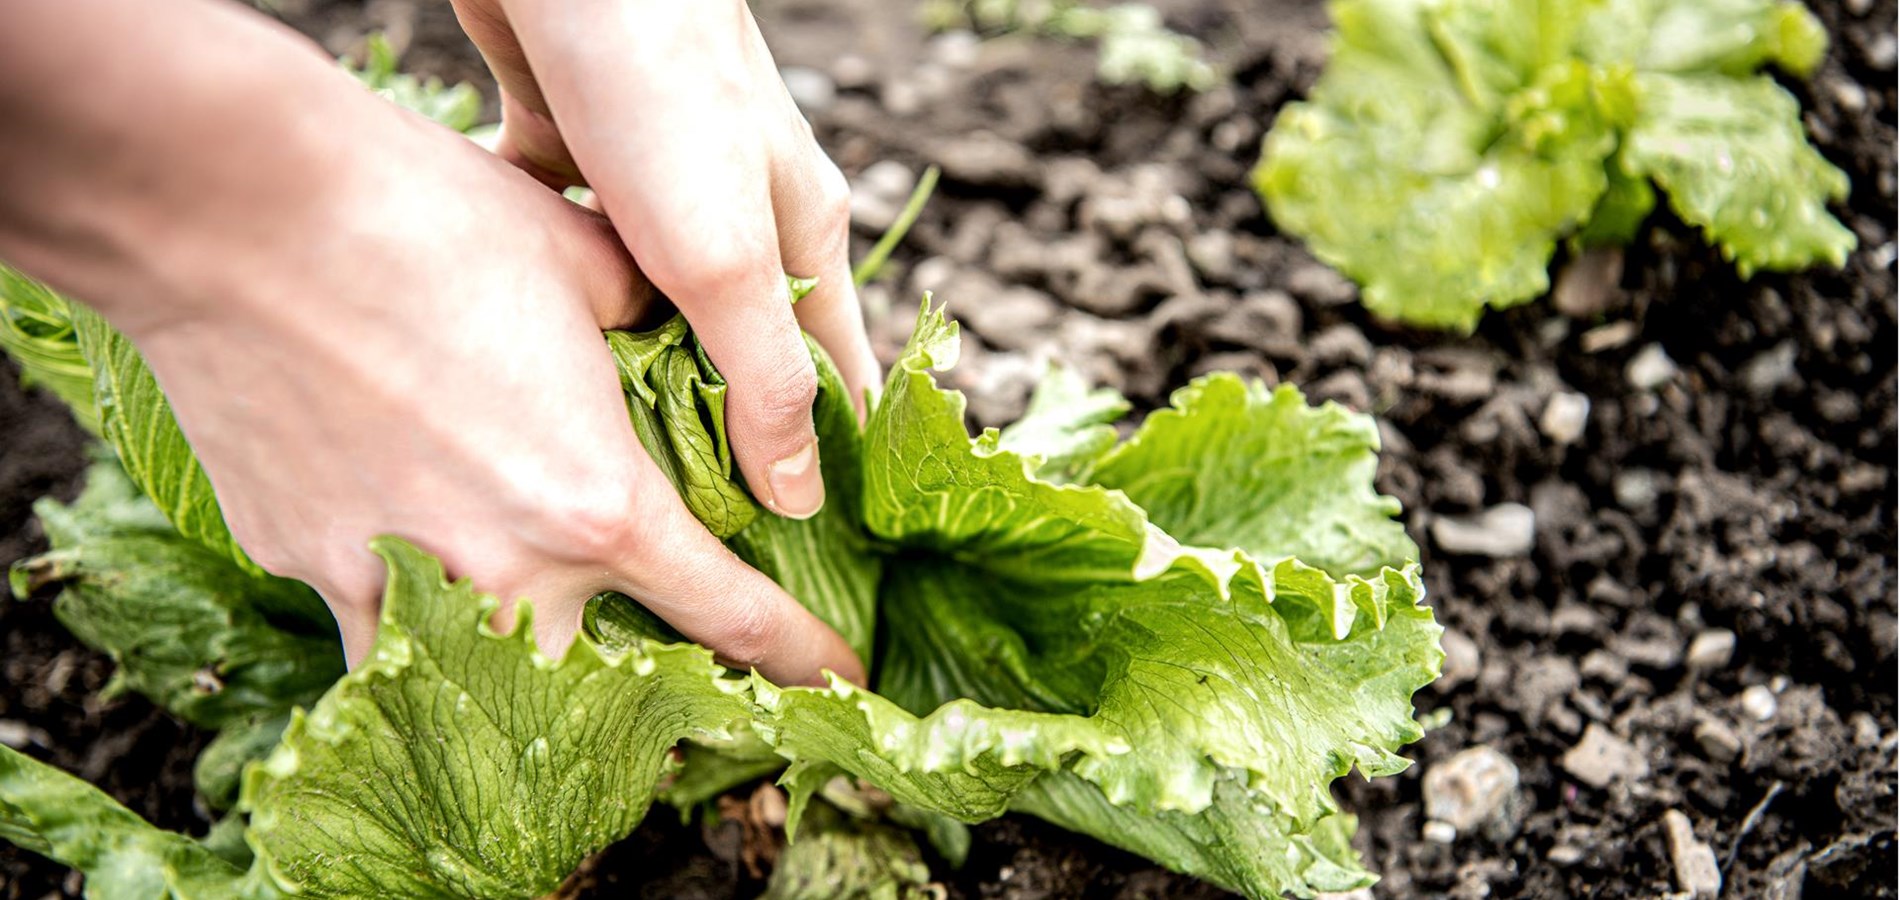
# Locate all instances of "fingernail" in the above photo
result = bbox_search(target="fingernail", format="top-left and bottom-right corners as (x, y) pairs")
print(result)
(766, 440), (823, 519)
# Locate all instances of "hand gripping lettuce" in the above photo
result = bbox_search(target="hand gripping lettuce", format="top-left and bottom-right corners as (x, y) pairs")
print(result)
(0, 283), (1441, 898)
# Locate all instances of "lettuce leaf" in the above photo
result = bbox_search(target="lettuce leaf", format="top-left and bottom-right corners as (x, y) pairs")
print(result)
(762, 799), (939, 900)
(0, 268), (97, 432)
(1619, 72), (1854, 274)
(751, 305), (1440, 897)
(1, 298), (1438, 899)
(0, 748), (259, 900)
(237, 539), (752, 898)
(1257, 0), (1851, 331)
(8, 462), (341, 730)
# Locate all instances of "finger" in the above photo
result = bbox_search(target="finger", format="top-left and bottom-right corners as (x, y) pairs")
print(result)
(306, 566), (385, 670)
(772, 130), (882, 419)
(613, 491), (864, 686)
(448, 0), (578, 187)
(493, 88), (579, 190)
(507, 2), (826, 518)
(552, 202), (661, 331)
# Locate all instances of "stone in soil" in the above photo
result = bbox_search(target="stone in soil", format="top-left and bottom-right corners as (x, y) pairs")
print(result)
(1685, 629), (1737, 672)
(1694, 718), (1744, 765)
(1562, 723), (1649, 789)
(1422, 745), (1521, 835)
(1552, 247), (1626, 318)
(1431, 503), (1536, 558)
(1626, 343), (1679, 390)
(1540, 391), (1591, 445)
(1662, 809), (1722, 900)
(1740, 684), (1779, 722)
(1436, 628), (1481, 691)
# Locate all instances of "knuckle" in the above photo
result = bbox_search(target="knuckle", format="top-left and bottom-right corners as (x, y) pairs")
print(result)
(746, 353), (819, 431)
(813, 160), (852, 231)
(529, 486), (640, 564)
(709, 600), (778, 668)
(645, 239), (764, 297)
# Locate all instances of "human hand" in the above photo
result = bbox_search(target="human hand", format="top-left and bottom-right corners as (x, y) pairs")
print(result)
(0, 0), (864, 685)
(448, 0), (881, 522)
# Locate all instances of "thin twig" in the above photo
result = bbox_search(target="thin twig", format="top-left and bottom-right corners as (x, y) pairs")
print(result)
(1724, 779), (1786, 874)
(852, 164), (941, 287)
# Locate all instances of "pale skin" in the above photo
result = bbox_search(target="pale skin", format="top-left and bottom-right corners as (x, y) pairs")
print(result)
(0, 0), (872, 685)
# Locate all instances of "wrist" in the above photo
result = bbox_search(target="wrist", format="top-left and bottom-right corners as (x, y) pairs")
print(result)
(0, 0), (396, 340)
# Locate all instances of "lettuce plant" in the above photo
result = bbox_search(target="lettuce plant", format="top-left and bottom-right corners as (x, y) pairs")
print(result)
(1254, 0), (1855, 332)
(0, 276), (1441, 897)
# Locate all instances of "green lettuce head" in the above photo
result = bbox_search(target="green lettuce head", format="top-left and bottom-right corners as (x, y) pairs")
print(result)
(0, 276), (1441, 898)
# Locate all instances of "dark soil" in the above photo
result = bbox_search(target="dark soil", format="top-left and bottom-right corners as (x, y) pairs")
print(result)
(4, 0), (1895, 898)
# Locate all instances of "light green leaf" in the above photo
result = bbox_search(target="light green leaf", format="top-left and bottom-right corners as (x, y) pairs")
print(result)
(609, 317), (880, 661)
(0, 266), (98, 432)
(1012, 771), (1373, 898)
(239, 538), (753, 899)
(9, 464), (340, 730)
(1581, 0), (1828, 77)
(344, 33), (484, 132)
(1257, 0), (1618, 331)
(69, 306), (260, 574)
(1090, 375), (1414, 578)
(607, 316), (759, 540)
(0, 746), (258, 900)
(860, 303), (1230, 585)
(1258, 0), (1846, 330)
(195, 714), (290, 812)
(1621, 71), (1854, 274)
(764, 800), (941, 900)
(992, 365), (1129, 484)
(755, 307), (1441, 898)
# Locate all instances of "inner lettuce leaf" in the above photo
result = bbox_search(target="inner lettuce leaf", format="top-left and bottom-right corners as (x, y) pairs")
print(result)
(1256, 0), (1852, 332)
(0, 291), (1440, 899)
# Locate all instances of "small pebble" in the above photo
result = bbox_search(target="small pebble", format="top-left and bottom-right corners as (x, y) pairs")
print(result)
(1540, 392), (1591, 445)
(1614, 469), (1661, 512)
(1685, 629), (1737, 672)
(928, 30), (981, 68)
(0, 719), (47, 749)
(1867, 31), (1897, 72)
(1851, 712), (1882, 748)
(1437, 628), (1481, 690)
(1626, 343), (1678, 391)
(831, 54), (875, 90)
(1286, 262), (1356, 306)
(1740, 684), (1779, 722)
(858, 159), (917, 202)
(1423, 746), (1521, 833)
(1431, 503), (1536, 558)
(1694, 718), (1744, 764)
(1663, 809), (1723, 900)
(1830, 78), (1869, 113)
(1422, 820), (1458, 844)
(934, 133), (1037, 185)
(1847, 0), (1872, 15)
(1580, 320), (1640, 353)
(1309, 324), (1373, 367)
(1552, 247), (1624, 318)
(1740, 340), (1799, 395)
(1185, 230), (1237, 283)
(1547, 845), (1586, 865)
(1563, 723), (1649, 788)
(779, 66), (837, 112)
